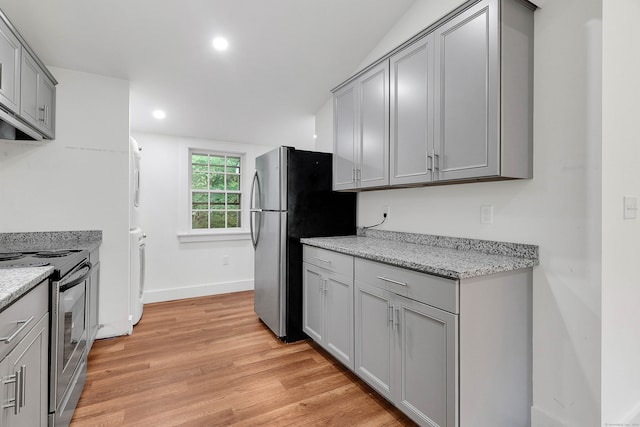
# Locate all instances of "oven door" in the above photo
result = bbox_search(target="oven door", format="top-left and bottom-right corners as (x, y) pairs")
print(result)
(50, 260), (91, 412)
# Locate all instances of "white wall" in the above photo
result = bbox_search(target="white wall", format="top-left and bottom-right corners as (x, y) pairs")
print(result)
(601, 0), (640, 424)
(131, 132), (274, 303)
(0, 67), (131, 338)
(315, 0), (603, 425)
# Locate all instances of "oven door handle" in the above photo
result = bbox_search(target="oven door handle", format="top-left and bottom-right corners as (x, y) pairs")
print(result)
(59, 261), (92, 293)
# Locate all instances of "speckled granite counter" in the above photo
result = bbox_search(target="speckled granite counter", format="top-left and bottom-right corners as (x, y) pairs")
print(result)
(0, 266), (54, 311)
(0, 230), (102, 312)
(301, 229), (538, 280)
(0, 230), (102, 252)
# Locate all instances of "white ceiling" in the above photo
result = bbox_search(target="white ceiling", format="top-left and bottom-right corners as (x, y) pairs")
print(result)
(0, 0), (416, 146)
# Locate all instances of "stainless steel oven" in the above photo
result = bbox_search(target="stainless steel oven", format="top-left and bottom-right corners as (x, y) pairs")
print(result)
(0, 248), (93, 427)
(50, 256), (92, 427)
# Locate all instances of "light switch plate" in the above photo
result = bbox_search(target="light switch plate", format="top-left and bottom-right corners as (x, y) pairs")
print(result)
(624, 196), (638, 220)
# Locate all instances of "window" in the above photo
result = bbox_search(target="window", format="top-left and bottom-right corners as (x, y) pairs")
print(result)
(190, 151), (242, 230)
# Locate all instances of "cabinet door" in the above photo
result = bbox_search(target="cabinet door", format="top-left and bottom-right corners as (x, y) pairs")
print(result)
(394, 296), (458, 427)
(434, 0), (499, 181)
(38, 74), (55, 138)
(324, 272), (353, 369)
(390, 35), (435, 186)
(333, 83), (358, 190)
(1, 315), (48, 427)
(358, 61), (389, 188)
(19, 50), (39, 129)
(0, 20), (21, 113)
(302, 262), (324, 343)
(354, 281), (394, 401)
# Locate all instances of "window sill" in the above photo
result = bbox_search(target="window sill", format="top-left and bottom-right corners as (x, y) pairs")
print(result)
(177, 229), (251, 243)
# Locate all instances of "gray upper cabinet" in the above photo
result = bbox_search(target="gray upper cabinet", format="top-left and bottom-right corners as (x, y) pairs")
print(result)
(0, 19), (20, 114)
(333, 84), (358, 190)
(390, 35), (435, 186)
(20, 50), (55, 139)
(332, 0), (534, 191)
(333, 61), (389, 190)
(0, 8), (57, 141)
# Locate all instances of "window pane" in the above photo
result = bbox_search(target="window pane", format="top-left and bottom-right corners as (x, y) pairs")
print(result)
(192, 173), (208, 190)
(192, 154), (208, 165)
(210, 193), (225, 210)
(227, 193), (240, 208)
(192, 193), (208, 210)
(210, 173), (225, 190)
(226, 157), (240, 174)
(227, 174), (240, 191)
(212, 165), (225, 173)
(210, 156), (225, 166)
(192, 211), (208, 229)
(227, 211), (240, 228)
(210, 211), (225, 228)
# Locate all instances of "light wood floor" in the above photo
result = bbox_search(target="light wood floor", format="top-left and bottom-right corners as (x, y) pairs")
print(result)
(70, 291), (414, 426)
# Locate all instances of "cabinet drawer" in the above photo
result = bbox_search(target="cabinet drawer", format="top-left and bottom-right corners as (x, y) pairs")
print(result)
(0, 280), (48, 360)
(303, 246), (353, 277)
(355, 258), (458, 314)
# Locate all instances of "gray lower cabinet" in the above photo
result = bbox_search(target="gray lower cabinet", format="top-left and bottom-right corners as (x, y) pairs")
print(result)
(303, 244), (532, 427)
(0, 281), (49, 427)
(0, 18), (21, 114)
(20, 49), (55, 139)
(302, 247), (354, 369)
(355, 269), (457, 427)
(333, 61), (389, 191)
(87, 248), (100, 350)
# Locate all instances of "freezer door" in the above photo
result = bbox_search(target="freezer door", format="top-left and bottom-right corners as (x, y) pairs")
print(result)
(254, 210), (287, 337)
(255, 146), (287, 211)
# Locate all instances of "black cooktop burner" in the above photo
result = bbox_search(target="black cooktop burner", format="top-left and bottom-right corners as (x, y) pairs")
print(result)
(0, 252), (25, 261)
(0, 261), (50, 269)
(34, 250), (77, 258)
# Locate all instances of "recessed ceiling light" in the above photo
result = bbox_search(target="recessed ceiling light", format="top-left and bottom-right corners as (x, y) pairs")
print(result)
(313, 134), (318, 139)
(212, 37), (229, 51)
(152, 110), (166, 120)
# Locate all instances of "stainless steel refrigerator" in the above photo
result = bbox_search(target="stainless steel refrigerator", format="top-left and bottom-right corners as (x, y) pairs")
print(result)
(251, 146), (356, 342)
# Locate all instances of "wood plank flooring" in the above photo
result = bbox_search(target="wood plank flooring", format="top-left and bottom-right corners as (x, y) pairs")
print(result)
(71, 291), (414, 426)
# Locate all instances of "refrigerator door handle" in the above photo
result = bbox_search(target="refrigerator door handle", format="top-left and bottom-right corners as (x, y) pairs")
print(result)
(250, 171), (262, 249)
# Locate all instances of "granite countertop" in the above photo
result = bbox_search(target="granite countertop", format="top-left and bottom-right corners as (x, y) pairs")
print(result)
(0, 230), (103, 312)
(0, 266), (54, 311)
(0, 230), (102, 253)
(301, 229), (538, 280)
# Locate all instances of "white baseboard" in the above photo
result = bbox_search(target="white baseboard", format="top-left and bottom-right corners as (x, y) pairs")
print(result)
(143, 279), (254, 304)
(531, 406), (569, 427)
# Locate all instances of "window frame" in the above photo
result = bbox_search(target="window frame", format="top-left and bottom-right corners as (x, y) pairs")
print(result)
(178, 148), (250, 242)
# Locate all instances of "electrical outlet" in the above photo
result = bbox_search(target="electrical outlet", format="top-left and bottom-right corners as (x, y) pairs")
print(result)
(223, 255), (230, 265)
(383, 205), (390, 218)
(480, 205), (494, 225)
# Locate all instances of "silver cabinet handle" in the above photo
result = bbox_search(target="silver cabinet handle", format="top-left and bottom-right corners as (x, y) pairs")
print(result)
(427, 154), (433, 172)
(38, 106), (45, 122)
(0, 63), (3, 90)
(0, 316), (34, 343)
(388, 304), (394, 327)
(313, 256), (332, 265)
(376, 276), (407, 287)
(434, 154), (440, 171)
(19, 366), (25, 411)
(395, 308), (400, 331)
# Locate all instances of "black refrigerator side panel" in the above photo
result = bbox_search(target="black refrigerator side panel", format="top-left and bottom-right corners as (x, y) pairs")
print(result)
(286, 149), (357, 238)
(284, 149), (357, 342)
